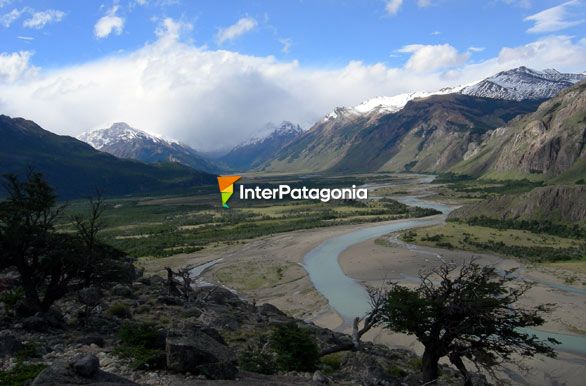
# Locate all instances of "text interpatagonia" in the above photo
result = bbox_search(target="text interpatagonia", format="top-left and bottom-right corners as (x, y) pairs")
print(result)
(239, 184), (368, 202)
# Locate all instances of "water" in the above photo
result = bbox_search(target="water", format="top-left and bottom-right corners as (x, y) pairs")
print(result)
(302, 194), (586, 355)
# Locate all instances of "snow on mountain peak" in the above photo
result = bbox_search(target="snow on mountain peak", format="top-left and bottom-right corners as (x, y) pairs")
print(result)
(78, 122), (178, 150)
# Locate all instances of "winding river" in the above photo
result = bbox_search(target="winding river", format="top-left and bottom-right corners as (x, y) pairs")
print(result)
(302, 193), (586, 356)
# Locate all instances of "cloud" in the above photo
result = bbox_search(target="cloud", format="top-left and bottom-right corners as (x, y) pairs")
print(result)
(23, 9), (65, 29)
(0, 50), (38, 82)
(1, 19), (585, 152)
(94, 6), (125, 39)
(385, 0), (403, 15)
(279, 38), (292, 53)
(0, 8), (22, 27)
(524, 0), (584, 33)
(417, 0), (432, 7)
(398, 43), (470, 72)
(501, 0), (532, 8)
(17, 35), (34, 40)
(216, 17), (257, 44)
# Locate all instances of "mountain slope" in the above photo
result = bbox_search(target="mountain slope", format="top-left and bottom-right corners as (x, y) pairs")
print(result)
(448, 185), (586, 225)
(79, 123), (216, 173)
(452, 80), (586, 181)
(264, 95), (540, 173)
(219, 122), (303, 171)
(460, 67), (585, 101)
(0, 115), (214, 199)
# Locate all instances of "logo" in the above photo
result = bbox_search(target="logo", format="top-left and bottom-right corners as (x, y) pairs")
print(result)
(217, 175), (241, 208)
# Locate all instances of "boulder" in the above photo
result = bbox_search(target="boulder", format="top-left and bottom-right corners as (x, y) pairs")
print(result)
(23, 315), (48, 332)
(111, 284), (133, 297)
(0, 330), (21, 357)
(166, 330), (236, 379)
(78, 287), (102, 307)
(71, 354), (99, 377)
(31, 362), (137, 385)
(77, 334), (105, 348)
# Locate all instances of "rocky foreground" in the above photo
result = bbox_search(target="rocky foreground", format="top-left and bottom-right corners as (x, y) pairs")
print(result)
(0, 273), (487, 385)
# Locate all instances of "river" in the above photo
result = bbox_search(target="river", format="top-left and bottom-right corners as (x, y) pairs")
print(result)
(302, 192), (586, 356)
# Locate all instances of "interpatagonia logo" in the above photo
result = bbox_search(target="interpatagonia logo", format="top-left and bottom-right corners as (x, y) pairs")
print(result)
(217, 175), (241, 208)
(217, 175), (368, 208)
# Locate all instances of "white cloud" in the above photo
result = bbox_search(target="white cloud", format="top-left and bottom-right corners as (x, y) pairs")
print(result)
(0, 19), (585, 152)
(0, 50), (38, 82)
(279, 38), (292, 53)
(501, 0), (532, 8)
(385, 0), (403, 15)
(23, 9), (65, 29)
(216, 17), (257, 44)
(417, 0), (432, 7)
(398, 44), (470, 72)
(0, 8), (22, 27)
(431, 30), (441, 35)
(94, 6), (125, 39)
(17, 35), (34, 41)
(524, 0), (584, 33)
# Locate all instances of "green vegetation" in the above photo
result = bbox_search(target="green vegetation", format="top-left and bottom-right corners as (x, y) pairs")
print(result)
(374, 261), (557, 385)
(56, 175), (440, 258)
(114, 322), (165, 370)
(0, 363), (47, 386)
(108, 302), (132, 319)
(238, 346), (277, 375)
(451, 216), (585, 239)
(402, 222), (585, 263)
(270, 322), (320, 372)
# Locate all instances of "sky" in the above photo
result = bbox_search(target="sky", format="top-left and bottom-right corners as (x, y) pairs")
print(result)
(0, 0), (585, 151)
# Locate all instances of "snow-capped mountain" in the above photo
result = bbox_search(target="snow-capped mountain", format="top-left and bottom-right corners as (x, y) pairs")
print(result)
(323, 85), (467, 122)
(460, 67), (585, 101)
(322, 67), (584, 122)
(219, 121), (303, 171)
(78, 122), (216, 172)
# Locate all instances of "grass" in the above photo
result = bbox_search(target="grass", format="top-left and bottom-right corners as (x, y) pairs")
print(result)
(402, 222), (586, 262)
(215, 261), (302, 291)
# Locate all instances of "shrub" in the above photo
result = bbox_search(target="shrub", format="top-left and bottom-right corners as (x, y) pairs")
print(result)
(0, 363), (47, 386)
(238, 346), (277, 375)
(0, 288), (24, 312)
(114, 322), (165, 370)
(270, 322), (320, 372)
(108, 303), (132, 319)
(320, 352), (344, 374)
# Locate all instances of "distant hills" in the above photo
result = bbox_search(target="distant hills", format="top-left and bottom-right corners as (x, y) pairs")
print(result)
(78, 122), (217, 173)
(218, 121), (303, 171)
(0, 116), (214, 199)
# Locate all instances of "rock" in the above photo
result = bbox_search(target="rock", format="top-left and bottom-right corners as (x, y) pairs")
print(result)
(312, 370), (328, 383)
(0, 330), (21, 357)
(149, 275), (165, 285)
(43, 308), (65, 329)
(258, 303), (287, 317)
(23, 315), (49, 332)
(71, 354), (100, 377)
(166, 330), (235, 378)
(78, 287), (102, 306)
(77, 334), (105, 348)
(157, 295), (183, 305)
(111, 284), (133, 297)
(14, 299), (37, 317)
(31, 361), (137, 385)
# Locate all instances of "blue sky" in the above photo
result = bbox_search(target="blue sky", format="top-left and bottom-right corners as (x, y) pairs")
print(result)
(0, 0), (585, 149)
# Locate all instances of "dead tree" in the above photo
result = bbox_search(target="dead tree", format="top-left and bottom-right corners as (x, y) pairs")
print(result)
(320, 285), (388, 356)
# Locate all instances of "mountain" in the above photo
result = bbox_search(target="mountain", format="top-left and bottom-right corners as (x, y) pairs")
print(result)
(78, 123), (217, 173)
(0, 115), (214, 199)
(460, 67), (585, 101)
(263, 95), (541, 173)
(448, 185), (586, 225)
(261, 67), (583, 174)
(452, 80), (586, 181)
(219, 121), (303, 171)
